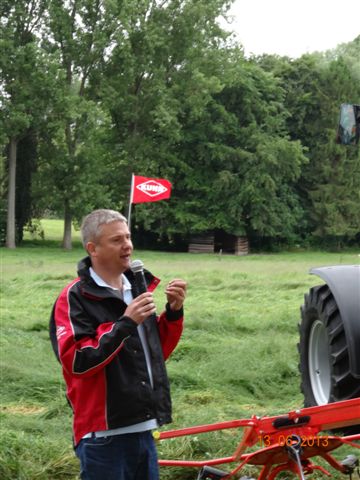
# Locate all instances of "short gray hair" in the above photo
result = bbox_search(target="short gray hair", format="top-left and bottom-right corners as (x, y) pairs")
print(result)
(81, 209), (127, 247)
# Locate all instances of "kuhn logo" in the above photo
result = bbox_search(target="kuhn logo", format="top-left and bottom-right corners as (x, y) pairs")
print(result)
(136, 180), (168, 197)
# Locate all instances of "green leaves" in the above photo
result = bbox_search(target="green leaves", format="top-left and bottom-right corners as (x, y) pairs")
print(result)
(2, 0), (359, 248)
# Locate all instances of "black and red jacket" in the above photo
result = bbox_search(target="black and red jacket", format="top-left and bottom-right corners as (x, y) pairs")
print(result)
(49, 257), (183, 446)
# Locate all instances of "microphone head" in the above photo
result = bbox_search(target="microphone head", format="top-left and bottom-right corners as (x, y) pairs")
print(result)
(130, 259), (144, 273)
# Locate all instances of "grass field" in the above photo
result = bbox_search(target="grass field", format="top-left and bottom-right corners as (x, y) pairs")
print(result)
(1, 220), (359, 479)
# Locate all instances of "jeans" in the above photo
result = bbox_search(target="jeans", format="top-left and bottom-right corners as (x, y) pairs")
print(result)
(75, 431), (159, 480)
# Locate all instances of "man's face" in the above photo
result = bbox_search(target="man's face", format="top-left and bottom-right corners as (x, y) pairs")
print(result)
(88, 221), (133, 273)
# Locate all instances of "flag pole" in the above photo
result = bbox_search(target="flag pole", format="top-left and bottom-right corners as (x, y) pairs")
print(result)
(127, 173), (134, 230)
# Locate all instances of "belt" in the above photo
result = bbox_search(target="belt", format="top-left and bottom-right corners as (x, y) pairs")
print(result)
(82, 419), (158, 439)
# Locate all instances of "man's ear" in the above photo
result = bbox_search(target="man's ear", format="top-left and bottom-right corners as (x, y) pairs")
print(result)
(86, 241), (97, 257)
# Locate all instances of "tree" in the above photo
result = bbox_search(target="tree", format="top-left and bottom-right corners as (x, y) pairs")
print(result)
(99, 3), (309, 245)
(38, 0), (123, 248)
(15, 131), (38, 242)
(267, 49), (360, 244)
(152, 49), (307, 243)
(98, 0), (232, 228)
(0, 0), (52, 247)
(305, 57), (360, 243)
(33, 99), (113, 242)
(324, 35), (360, 84)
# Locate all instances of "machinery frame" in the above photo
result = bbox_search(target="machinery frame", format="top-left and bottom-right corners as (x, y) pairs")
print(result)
(158, 397), (360, 479)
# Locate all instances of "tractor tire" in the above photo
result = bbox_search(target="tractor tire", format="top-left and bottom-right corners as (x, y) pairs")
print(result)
(298, 284), (360, 410)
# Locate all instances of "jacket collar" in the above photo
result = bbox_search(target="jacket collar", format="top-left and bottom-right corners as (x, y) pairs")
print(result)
(77, 256), (160, 300)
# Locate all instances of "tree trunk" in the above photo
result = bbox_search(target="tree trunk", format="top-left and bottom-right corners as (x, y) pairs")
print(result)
(62, 200), (72, 250)
(6, 138), (17, 248)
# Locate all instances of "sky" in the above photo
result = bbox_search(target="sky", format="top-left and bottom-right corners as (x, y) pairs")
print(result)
(221, 0), (360, 58)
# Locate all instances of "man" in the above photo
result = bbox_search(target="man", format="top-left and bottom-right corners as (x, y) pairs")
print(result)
(49, 209), (186, 480)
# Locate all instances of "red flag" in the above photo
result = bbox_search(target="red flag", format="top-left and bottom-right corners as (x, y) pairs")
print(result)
(131, 175), (172, 204)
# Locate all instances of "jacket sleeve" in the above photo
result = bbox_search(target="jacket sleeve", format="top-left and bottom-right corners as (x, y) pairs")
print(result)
(157, 303), (184, 360)
(54, 280), (138, 378)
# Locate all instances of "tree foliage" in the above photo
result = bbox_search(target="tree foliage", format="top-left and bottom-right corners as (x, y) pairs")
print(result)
(1, 1), (359, 249)
(0, 0), (55, 247)
(259, 51), (360, 242)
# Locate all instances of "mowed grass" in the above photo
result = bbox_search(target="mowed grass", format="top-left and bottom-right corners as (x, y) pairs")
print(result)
(1, 220), (359, 479)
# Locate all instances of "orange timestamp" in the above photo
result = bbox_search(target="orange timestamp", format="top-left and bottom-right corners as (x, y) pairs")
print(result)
(258, 434), (329, 448)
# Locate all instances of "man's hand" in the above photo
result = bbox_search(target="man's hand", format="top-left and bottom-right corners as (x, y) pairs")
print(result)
(124, 292), (156, 325)
(165, 279), (187, 311)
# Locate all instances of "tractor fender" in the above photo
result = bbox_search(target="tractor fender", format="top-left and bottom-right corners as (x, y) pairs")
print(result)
(310, 265), (360, 378)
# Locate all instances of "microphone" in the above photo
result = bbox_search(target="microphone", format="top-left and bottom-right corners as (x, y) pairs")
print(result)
(130, 259), (156, 323)
(130, 259), (148, 297)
